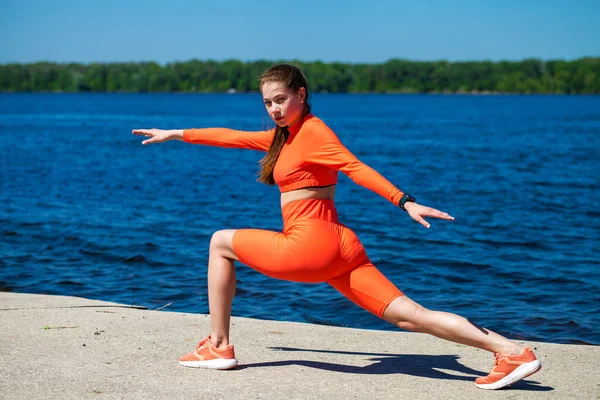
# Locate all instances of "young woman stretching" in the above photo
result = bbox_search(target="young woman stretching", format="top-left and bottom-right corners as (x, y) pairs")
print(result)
(133, 64), (541, 390)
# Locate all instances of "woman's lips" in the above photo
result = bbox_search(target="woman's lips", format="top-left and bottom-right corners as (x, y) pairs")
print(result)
(274, 116), (284, 123)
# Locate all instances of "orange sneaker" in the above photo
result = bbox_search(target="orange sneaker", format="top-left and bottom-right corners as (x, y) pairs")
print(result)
(475, 347), (541, 389)
(179, 336), (238, 370)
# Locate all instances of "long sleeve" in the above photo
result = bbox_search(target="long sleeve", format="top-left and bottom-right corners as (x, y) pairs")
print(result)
(301, 123), (404, 206)
(183, 128), (274, 152)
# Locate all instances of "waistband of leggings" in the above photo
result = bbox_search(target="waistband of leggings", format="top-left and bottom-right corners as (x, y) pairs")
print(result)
(281, 198), (339, 225)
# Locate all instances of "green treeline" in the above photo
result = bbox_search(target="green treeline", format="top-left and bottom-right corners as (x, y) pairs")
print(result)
(1, 58), (599, 94)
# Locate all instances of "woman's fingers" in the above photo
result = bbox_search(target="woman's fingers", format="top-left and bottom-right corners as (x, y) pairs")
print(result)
(132, 128), (160, 137)
(410, 213), (431, 228)
(425, 208), (454, 220)
(133, 128), (162, 145)
(407, 204), (455, 228)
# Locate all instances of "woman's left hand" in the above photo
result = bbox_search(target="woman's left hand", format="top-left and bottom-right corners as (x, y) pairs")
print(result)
(403, 202), (454, 229)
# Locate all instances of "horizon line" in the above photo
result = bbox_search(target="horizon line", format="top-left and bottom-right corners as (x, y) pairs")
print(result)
(2, 55), (599, 67)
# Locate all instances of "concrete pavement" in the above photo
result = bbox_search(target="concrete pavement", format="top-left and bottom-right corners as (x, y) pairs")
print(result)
(1, 292), (598, 399)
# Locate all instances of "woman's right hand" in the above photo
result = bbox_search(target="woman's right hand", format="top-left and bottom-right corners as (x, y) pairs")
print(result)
(132, 129), (183, 145)
(404, 202), (454, 229)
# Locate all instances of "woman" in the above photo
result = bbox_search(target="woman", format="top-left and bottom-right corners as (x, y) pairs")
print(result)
(133, 64), (541, 390)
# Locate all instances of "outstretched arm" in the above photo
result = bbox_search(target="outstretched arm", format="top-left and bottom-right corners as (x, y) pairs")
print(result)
(133, 128), (274, 151)
(302, 122), (453, 228)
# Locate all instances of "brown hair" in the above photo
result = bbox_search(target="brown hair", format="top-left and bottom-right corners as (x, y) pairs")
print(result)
(257, 64), (311, 185)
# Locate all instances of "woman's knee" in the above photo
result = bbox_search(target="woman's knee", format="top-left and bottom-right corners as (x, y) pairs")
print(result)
(209, 229), (238, 260)
(383, 295), (429, 332)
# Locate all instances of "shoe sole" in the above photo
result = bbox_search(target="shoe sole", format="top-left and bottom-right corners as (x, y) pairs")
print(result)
(179, 358), (239, 370)
(476, 360), (542, 390)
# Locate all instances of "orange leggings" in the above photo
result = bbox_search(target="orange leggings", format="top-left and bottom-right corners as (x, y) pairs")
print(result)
(232, 199), (404, 318)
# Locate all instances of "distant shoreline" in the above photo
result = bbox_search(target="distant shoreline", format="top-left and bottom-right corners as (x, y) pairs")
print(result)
(2, 58), (598, 94)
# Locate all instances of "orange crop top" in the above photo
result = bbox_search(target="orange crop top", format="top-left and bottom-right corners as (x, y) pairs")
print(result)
(183, 114), (404, 206)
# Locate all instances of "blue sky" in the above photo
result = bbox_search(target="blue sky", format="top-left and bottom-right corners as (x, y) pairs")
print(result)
(1, 0), (598, 64)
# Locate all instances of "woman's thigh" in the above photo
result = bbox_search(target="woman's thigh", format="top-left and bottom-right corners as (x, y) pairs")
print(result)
(232, 220), (342, 283)
(328, 263), (404, 318)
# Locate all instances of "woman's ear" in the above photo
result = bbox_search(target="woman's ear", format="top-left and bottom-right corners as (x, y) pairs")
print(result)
(299, 87), (306, 103)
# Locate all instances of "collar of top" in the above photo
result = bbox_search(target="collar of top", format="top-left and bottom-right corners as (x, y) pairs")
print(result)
(287, 113), (313, 136)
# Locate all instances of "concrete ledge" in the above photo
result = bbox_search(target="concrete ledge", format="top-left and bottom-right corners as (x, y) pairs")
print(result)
(0, 292), (597, 399)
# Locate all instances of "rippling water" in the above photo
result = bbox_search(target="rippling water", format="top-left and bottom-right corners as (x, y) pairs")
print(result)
(1, 93), (598, 345)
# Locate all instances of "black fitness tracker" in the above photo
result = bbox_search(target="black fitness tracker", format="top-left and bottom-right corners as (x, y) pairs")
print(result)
(398, 193), (416, 211)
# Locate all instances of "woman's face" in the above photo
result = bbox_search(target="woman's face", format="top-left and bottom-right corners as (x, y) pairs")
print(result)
(261, 81), (306, 127)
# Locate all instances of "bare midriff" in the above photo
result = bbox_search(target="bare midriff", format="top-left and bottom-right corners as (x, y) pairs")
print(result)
(280, 185), (336, 208)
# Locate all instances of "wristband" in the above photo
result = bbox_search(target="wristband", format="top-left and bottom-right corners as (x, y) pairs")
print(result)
(398, 193), (416, 211)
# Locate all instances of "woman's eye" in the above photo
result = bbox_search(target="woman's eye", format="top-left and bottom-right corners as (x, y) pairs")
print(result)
(265, 101), (271, 107)
(275, 98), (285, 104)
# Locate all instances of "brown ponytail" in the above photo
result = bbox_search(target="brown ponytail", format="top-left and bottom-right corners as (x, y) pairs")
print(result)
(257, 64), (311, 185)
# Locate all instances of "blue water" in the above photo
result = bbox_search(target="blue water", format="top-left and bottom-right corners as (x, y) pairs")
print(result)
(1, 93), (599, 345)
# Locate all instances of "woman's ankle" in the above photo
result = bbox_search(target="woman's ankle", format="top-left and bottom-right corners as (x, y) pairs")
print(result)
(210, 333), (230, 348)
(500, 343), (524, 355)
